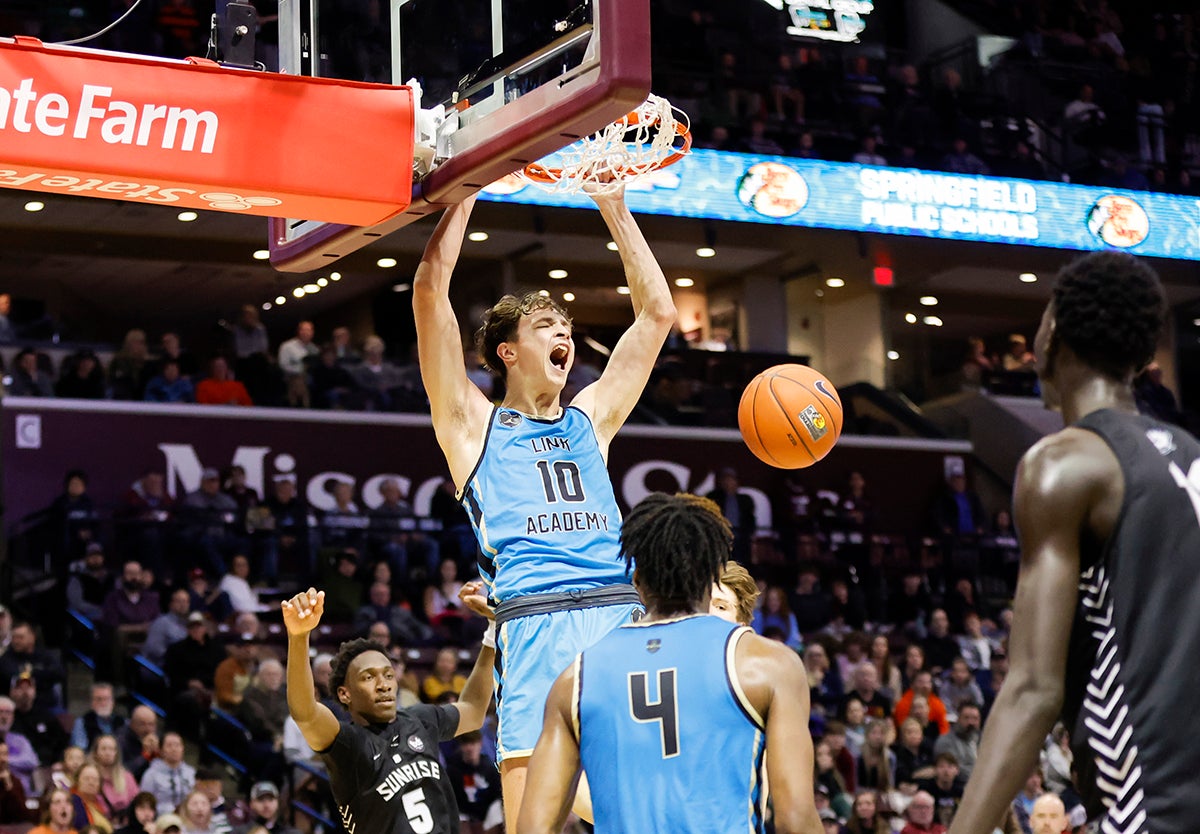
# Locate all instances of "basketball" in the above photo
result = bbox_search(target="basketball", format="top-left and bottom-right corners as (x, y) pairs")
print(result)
(738, 364), (843, 469)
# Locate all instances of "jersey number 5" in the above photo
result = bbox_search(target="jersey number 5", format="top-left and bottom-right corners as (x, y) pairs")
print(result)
(629, 669), (680, 759)
(402, 788), (433, 834)
(536, 460), (586, 503)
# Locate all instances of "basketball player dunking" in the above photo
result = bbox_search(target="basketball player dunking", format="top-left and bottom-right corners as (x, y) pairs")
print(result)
(950, 252), (1200, 833)
(413, 187), (676, 830)
(517, 494), (821, 834)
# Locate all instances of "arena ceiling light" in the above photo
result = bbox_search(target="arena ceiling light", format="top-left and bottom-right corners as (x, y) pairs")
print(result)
(1019, 272), (1038, 283)
(674, 277), (695, 288)
(695, 246), (716, 258)
(330, 272), (342, 281)
(563, 292), (576, 302)
(887, 350), (900, 360)
(616, 286), (631, 295)
(606, 241), (619, 251)
(253, 249), (270, 260)
(548, 269), (568, 279)
(392, 283), (411, 293)
(177, 211), (198, 222)
(292, 287), (306, 298)
(904, 313), (917, 324)
(919, 295), (938, 306)
(468, 231), (489, 242)
(923, 315), (944, 327)
(261, 302), (272, 311)
(275, 296), (287, 305)
(316, 277), (329, 287)
(23, 201), (44, 212)
(825, 277), (846, 288)
(538, 289), (551, 297)
(376, 257), (398, 268)
(304, 283), (320, 294)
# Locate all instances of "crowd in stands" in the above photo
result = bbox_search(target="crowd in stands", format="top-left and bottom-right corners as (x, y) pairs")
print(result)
(0, 298), (824, 432)
(0, 310), (440, 415)
(959, 331), (1191, 429)
(0, 469), (500, 831)
(0, 450), (1040, 832)
(661, 0), (1199, 194)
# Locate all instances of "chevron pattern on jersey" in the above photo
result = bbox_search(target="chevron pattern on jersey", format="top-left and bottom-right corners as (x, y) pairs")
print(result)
(1079, 564), (1147, 834)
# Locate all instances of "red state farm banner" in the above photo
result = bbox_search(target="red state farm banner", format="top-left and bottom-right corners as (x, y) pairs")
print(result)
(0, 37), (414, 225)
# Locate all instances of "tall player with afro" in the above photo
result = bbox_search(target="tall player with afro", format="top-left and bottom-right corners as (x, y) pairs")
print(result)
(951, 252), (1200, 833)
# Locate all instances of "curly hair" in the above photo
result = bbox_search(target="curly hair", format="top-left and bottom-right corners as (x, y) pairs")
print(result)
(621, 493), (732, 615)
(718, 561), (759, 626)
(330, 638), (389, 695)
(475, 292), (572, 379)
(1052, 252), (1164, 380)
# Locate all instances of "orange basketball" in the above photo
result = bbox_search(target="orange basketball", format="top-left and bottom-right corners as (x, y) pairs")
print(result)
(738, 364), (843, 469)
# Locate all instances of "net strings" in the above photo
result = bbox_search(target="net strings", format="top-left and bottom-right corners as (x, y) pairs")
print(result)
(517, 94), (690, 195)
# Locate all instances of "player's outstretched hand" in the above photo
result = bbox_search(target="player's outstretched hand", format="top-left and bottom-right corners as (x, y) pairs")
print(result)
(583, 175), (625, 206)
(282, 588), (325, 636)
(458, 580), (494, 620)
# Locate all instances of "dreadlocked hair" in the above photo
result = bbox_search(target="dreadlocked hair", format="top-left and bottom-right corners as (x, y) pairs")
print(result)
(330, 638), (389, 694)
(621, 492), (732, 615)
(1052, 251), (1165, 380)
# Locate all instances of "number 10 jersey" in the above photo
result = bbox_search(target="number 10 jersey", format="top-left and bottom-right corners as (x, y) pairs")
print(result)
(460, 406), (627, 602)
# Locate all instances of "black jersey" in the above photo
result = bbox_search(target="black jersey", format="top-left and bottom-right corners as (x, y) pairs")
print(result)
(318, 704), (461, 834)
(1065, 409), (1200, 834)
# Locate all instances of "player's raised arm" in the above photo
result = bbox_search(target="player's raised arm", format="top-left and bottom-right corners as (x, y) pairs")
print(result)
(282, 589), (341, 753)
(453, 617), (497, 735)
(571, 187), (676, 446)
(950, 430), (1106, 834)
(516, 666), (582, 834)
(738, 634), (822, 834)
(413, 196), (494, 479)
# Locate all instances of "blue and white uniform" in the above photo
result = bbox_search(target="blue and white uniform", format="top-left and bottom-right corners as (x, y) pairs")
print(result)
(576, 615), (767, 833)
(460, 405), (640, 760)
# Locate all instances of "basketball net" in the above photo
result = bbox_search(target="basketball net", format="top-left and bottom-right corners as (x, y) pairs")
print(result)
(517, 94), (691, 194)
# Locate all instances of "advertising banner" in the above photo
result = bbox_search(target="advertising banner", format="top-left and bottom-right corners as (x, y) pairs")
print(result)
(0, 37), (413, 224)
(481, 150), (1200, 261)
(2, 399), (971, 537)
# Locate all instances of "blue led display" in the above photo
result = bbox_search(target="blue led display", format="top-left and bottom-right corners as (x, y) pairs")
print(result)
(478, 150), (1200, 261)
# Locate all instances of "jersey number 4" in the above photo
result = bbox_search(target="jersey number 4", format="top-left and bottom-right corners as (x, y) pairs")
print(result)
(629, 669), (680, 759)
(536, 460), (586, 503)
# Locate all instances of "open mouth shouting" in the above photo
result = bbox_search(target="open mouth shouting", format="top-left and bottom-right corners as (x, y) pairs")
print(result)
(549, 343), (570, 371)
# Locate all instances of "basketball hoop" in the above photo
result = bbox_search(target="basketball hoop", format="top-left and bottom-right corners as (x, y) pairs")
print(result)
(518, 94), (691, 194)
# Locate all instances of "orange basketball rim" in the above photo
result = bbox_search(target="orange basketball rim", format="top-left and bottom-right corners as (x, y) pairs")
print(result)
(523, 99), (692, 184)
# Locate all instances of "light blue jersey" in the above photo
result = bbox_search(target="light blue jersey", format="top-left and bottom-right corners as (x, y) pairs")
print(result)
(577, 616), (767, 834)
(460, 406), (626, 602)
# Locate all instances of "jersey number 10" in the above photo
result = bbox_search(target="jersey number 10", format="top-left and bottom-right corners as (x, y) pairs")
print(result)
(628, 669), (680, 759)
(536, 460), (586, 503)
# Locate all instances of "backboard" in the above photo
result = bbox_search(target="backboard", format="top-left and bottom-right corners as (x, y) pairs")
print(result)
(269, 0), (650, 272)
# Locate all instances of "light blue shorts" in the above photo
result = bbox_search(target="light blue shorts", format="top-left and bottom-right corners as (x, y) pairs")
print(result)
(494, 601), (641, 762)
